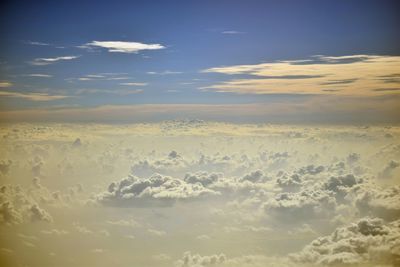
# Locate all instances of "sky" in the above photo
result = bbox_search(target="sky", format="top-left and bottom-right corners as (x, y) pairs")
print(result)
(0, 0), (399, 123)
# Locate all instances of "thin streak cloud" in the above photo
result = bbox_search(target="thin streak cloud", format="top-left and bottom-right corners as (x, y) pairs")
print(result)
(85, 41), (165, 53)
(30, 56), (80, 66)
(0, 91), (71, 101)
(201, 55), (400, 96)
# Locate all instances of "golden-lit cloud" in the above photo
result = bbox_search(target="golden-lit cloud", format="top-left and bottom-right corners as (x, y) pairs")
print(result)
(201, 55), (400, 96)
(0, 81), (13, 87)
(0, 91), (72, 101)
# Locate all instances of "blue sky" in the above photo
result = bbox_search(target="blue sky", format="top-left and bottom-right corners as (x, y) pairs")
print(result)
(0, 0), (399, 123)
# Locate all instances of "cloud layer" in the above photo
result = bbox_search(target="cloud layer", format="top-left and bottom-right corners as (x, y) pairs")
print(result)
(202, 55), (400, 96)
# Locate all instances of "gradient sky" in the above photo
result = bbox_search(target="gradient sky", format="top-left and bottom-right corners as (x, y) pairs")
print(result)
(0, 0), (399, 123)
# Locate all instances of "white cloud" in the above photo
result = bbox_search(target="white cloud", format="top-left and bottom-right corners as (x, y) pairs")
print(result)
(23, 74), (53, 78)
(85, 41), (165, 53)
(97, 173), (219, 207)
(119, 82), (148, 86)
(26, 41), (50, 46)
(30, 56), (80, 66)
(221, 30), (245, 34)
(147, 70), (182, 75)
(290, 217), (400, 266)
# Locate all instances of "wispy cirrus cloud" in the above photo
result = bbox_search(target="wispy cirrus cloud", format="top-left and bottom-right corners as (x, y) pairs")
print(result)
(119, 82), (147, 86)
(30, 56), (80, 66)
(0, 91), (71, 101)
(25, 41), (50, 46)
(147, 70), (182, 75)
(74, 88), (143, 96)
(201, 55), (400, 96)
(23, 74), (53, 78)
(221, 30), (245, 34)
(66, 73), (131, 82)
(84, 41), (165, 53)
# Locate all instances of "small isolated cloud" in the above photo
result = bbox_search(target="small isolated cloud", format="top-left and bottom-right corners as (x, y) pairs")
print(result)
(23, 74), (53, 78)
(0, 91), (71, 101)
(75, 88), (143, 96)
(26, 41), (50, 46)
(221, 30), (245, 34)
(119, 82), (148, 86)
(0, 81), (12, 87)
(30, 56), (80, 66)
(147, 70), (182, 75)
(84, 41), (165, 53)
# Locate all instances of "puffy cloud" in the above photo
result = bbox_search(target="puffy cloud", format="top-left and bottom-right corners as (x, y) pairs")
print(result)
(0, 184), (53, 224)
(175, 252), (296, 267)
(290, 217), (400, 266)
(130, 151), (190, 177)
(184, 171), (223, 187)
(378, 160), (399, 179)
(0, 160), (12, 175)
(29, 204), (52, 222)
(263, 189), (337, 222)
(175, 251), (227, 267)
(239, 170), (270, 183)
(355, 185), (400, 221)
(97, 173), (219, 207)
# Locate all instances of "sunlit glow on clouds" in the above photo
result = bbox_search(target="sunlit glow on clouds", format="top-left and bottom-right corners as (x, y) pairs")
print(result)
(0, 122), (399, 266)
(0, 91), (71, 101)
(202, 55), (400, 96)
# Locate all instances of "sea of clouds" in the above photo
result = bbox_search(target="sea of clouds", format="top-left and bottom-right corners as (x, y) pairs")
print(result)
(0, 120), (399, 266)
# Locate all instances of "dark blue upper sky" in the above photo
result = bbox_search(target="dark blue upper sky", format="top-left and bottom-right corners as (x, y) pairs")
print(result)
(0, 0), (399, 122)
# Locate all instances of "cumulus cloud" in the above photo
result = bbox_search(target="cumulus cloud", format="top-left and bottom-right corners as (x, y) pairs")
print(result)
(84, 41), (165, 53)
(0, 160), (12, 175)
(378, 160), (399, 179)
(174, 251), (296, 267)
(354, 185), (400, 221)
(290, 217), (400, 266)
(97, 173), (219, 207)
(0, 184), (53, 224)
(1, 122), (399, 266)
(175, 251), (227, 267)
